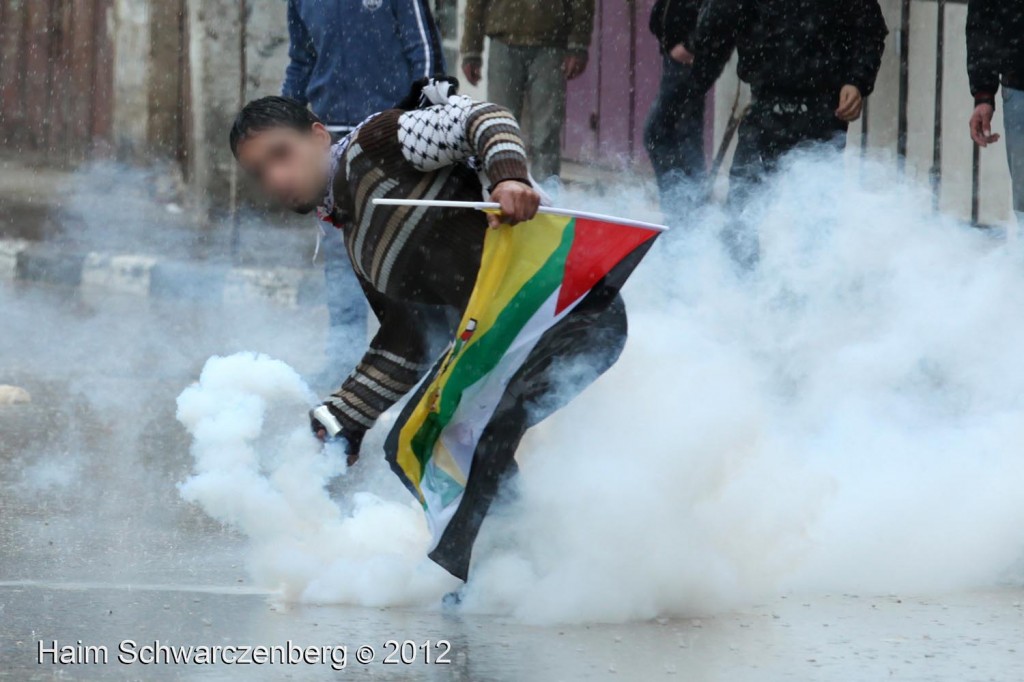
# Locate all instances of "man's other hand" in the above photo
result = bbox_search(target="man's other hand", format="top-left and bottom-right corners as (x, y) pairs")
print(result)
(488, 180), (541, 228)
(669, 43), (694, 65)
(835, 85), (863, 122)
(462, 59), (482, 86)
(970, 103), (1000, 147)
(310, 405), (341, 441)
(563, 53), (588, 80)
(310, 405), (361, 466)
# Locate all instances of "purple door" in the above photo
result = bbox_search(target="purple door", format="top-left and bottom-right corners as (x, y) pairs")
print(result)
(563, 0), (710, 171)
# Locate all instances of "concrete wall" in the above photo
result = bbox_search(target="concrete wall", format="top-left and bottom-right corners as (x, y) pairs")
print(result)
(244, 0), (290, 100)
(184, 0), (246, 219)
(110, 0), (151, 156)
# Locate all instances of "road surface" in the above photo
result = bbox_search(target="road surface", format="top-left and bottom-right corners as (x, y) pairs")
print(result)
(2, 281), (1023, 681)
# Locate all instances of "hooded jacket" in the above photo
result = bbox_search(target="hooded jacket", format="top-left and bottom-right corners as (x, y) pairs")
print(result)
(283, 0), (446, 128)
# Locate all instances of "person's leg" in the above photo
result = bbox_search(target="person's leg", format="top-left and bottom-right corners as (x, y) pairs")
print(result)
(644, 56), (707, 212)
(486, 39), (527, 121)
(428, 291), (628, 581)
(727, 102), (767, 204)
(320, 223), (365, 388)
(721, 105), (767, 266)
(524, 46), (568, 183)
(723, 95), (845, 267)
(1002, 86), (1024, 223)
(677, 74), (709, 183)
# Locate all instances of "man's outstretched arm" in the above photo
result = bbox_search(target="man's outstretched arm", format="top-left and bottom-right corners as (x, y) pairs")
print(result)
(396, 95), (540, 224)
(311, 280), (435, 459)
(394, 95), (530, 185)
(355, 94), (539, 223)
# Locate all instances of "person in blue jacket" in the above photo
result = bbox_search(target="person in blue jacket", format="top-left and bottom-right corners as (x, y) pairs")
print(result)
(282, 0), (446, 387)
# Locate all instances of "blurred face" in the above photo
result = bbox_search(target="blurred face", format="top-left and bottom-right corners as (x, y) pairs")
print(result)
(235, 123), (333, 213)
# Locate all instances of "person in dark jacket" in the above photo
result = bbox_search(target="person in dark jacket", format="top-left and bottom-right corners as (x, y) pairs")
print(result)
(967, 0), (1024, 222)
(687, 0), (887, 204)
(283, 0), (447, 389)
(644, 0), (708, 215)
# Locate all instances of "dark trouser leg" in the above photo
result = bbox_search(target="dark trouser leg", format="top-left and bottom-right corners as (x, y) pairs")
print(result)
(722, 115), (766, 267)
(724, 94), (848, 266)
(643, 56), (707, 216)
(428, 292), (628, 581)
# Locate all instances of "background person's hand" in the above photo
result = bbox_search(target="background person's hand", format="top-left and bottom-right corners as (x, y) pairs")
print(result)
(563, 53), (588, 80)
(462, 59), (482, 86)
(669, 43), (694, 65)
(835, 85), (863, 122)
(969, 103), (1000, 147)
(488, 180), (541, 228)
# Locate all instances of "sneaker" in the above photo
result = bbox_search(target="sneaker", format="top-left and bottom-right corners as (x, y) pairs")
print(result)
(441, 589), (464, 611)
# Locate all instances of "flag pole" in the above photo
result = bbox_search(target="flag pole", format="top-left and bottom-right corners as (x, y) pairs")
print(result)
(372, 198), (669, 232)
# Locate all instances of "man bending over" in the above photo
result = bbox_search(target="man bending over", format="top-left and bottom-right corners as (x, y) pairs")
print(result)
(228, 82), (628, 585)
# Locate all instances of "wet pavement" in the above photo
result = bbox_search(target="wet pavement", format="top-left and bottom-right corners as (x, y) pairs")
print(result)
(2, 281), (1024, 681)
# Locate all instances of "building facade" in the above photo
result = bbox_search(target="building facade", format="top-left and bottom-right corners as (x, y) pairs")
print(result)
(0, 0), (1016, 225)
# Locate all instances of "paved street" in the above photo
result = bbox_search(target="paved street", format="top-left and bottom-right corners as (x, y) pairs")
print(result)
(2, 280), (1023, 681)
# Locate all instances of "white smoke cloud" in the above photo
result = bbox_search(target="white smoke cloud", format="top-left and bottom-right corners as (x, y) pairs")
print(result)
(177, 150), (1024, 624)
(176, 353), (458, 605)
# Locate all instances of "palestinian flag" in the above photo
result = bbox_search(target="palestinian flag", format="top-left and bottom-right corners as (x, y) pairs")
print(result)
(384, 209), (662, 550)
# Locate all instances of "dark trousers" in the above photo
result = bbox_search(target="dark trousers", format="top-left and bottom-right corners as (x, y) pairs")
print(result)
(425, 288), (628, 581)
(724, 92), (848, 265)
(729, 92), (847, 201)
(643, 56), (707, 215)
(487, 40), (567, 182)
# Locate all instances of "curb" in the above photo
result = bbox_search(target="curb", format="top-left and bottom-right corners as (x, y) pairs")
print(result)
(0, 238), (325, 308)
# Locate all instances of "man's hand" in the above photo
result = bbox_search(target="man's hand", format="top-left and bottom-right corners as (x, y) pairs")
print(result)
(835, 85), (863, 122)
(488, 180), (541, 228)
(669, 43), (694, 65)
(563, 53), (588, 80)
(310, 405), (360, 466)
(970, 103), (1000, 147)
(462, 59), (482, 86)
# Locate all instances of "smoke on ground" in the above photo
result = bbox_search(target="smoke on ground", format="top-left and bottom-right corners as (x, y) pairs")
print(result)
(176, 150), (1024, 623)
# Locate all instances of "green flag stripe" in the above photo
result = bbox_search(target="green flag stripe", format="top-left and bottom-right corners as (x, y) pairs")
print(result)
(408, 220), (576, 469)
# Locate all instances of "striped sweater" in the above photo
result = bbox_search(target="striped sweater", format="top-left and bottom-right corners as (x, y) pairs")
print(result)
(321, 96), (529, 451)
